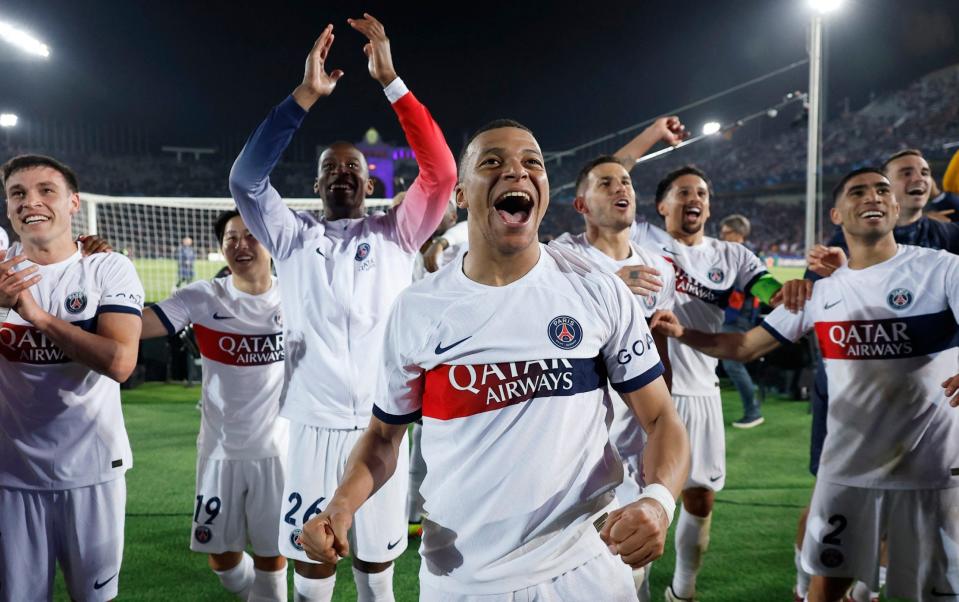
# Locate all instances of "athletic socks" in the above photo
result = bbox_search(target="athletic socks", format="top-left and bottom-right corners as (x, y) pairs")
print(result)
(213, 552), (254, 600)
(293, 571), (335, 602)
(633, 563), (651, 602)
(249, 566), (288, 602)
(671, 509), (712, 599)
(794, 544), (811, 599)
(353, 565), (395, 602)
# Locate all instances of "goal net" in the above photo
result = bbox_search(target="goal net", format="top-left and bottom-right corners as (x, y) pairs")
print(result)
(76, 193), (393, 303)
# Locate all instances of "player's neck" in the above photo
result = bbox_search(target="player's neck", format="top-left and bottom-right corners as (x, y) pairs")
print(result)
(846, 233), (898, 270)
(896, 206), (923, 227)
(667, 226), (704, 247)
(585, 224), (631, 260)
(20, 235), (78, 265)
(463, 243), (540, 287)
(323, 205), (366, 221)
(232, 271), (273, 295)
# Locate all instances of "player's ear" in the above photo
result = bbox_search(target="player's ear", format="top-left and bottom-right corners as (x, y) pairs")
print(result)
(656, 200), (668, 218)
(365, 178), (375, 196)
(69, 192), (81, 215)
(829, 207), (841, 226)
(454, 183), (468, 210)
(313, 177), (320, 195)
(572, 195), (588, 215)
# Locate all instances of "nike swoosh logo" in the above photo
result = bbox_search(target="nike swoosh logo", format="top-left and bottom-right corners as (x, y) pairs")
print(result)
(824, 300), (842, 309)
(931, 588), (959, 597)
(387, 538), (402, 550)
(661, 247), (679, 256)
(315, 248), (326, 257)
(435, 336), (472, 355)
(212, 313), (233, 320)
(94, 572), (118, 590)
(708, 474), (722, 482)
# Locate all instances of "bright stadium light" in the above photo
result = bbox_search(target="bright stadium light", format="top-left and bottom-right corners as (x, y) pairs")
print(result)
(809, 0), (842, 14)
(701, 121), (721, 136)
(0, 113), (18, 128)
(0, 21), (50, 58)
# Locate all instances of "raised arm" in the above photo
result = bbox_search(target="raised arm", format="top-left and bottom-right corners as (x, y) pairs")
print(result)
(229, 25), (343, 259)
(298, 417), (407, 562)
(614, 116), (688, 168)
(347, 14), (456, 251)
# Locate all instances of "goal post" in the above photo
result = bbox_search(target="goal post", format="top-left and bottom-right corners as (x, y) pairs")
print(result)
(77, 192), (393, 303)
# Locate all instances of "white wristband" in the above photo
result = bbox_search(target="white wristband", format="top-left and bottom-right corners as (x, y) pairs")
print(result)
(0, 307), (9, 323)
(383, 78), (409, 104)
(637, 483), (676, 526)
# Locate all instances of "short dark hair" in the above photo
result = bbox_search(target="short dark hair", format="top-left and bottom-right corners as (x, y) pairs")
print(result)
(882, 148), (924, 173)
(213, 209), (241, 245)
(457, 119), (535, 176)
(831, 167), (887, 203)
(719, 214), (751, 238)
(575, 155), (629, 196)
(1, 154), (79, 193)
(654, 165), (712, 204)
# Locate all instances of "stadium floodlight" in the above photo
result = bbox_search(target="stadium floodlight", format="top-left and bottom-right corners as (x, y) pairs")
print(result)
(0, 21), (50, 58)
(809, 0), (842, 13)
(701, 121), (721, 136)
(0, 113), (18, 128)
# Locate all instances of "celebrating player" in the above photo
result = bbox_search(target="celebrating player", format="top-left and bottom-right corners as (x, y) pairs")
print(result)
(621, 163), (783, 601)
(0, 154), (144, 602)
(298, 119), (689, 601)
(141, 210), (288, 601)
(552, 154), (678, 598)
(228, 14), (457, 601)
(652, 167), (959, 601)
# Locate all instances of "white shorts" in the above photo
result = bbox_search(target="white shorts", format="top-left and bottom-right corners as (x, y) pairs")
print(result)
(674, 394), (725, 491)
(0, 479), (126, 602)
(419, 549), (637, 602)
(614, 454), (644, 506)
(191, 455), (285, 557)
(801, 480), (959, 599)
(278, 422), (410, 563)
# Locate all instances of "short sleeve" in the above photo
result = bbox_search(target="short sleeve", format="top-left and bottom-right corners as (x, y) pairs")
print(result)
(601, 275), (665, 394)
(97, 255), (145, 317)
(372, 296), (425, 424)
(653, 254), (676, 312)
(940, 251), (959, 324)
(760, 305), (812, 345)
(152, 283), (203, 336)
(735, 245), (768, 291)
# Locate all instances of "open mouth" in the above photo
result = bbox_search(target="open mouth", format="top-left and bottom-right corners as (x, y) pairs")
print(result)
(327, 177), (356, 195)
(22, 214), (50, 225)
(613, 197), (630, 209)
(907, 186), (926, 196)
(859, 209), (884, 222)
(493, 190), (534, 225)
(683, 205), (702, 220)
(234, 253), (254, 264)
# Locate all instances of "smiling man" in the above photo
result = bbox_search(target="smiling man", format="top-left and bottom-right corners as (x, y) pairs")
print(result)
(228, 15), (456, 601)
(652, 168), (959, 602)
(141, 210), (289, 601)
(623, 165), (782, 601)
(298, 120), (689, 601)
(0, 154), (144, 602)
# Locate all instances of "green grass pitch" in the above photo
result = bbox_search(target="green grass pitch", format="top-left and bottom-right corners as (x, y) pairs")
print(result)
(43, 381), (857, 601)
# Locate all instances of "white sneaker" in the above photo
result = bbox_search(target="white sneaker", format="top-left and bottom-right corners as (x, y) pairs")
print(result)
(732, 416), (765, 429)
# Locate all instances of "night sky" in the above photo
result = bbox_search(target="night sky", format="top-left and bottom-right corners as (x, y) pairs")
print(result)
(1, 0), (957, 156)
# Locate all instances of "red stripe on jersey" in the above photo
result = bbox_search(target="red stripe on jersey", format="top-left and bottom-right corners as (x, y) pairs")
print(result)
(814, 310), (958, 360)
(422, 357), (604, 421)
(193, 324), (284, 366)
(0, 322), (70, 364)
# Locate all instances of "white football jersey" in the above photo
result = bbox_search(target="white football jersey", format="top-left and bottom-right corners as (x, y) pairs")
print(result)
(375, 244), (665, 594)
(763, 245), (959, 489)
(153, 276), (287, 460)
(413, 220), (468, 282)
(551, 231), (675, 465)
(0, 228), (8, 249)
(632, 222), (767, 396)
(0, 243), (144, 490)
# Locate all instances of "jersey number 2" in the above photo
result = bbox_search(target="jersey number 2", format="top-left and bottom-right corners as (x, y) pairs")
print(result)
(284, 492), (326, 526)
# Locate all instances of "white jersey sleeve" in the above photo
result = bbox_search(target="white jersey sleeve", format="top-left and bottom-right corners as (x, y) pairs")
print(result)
(373, 295), (426, 423)
(0, 228), (8, 250)
(652, 253), (676, 312)
(153, 281), (205, 334)
(600, 274), (665, 394)
(760, 304), (813, 344)
(944, 249), (959, 322)
(734, 243), (769, 291)
(99, 254), (145, 316)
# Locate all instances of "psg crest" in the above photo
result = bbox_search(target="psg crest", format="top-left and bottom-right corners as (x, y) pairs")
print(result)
(354, 242), (371, 262)
(547, 315), (582, 350)
(64, 291), (88, 314)
(643, 294), (657, 310)
(886, 288), (912, 310)
(194, 526), (212, 544)
(707, 268), (724, 283)
(290, 528), (304, 551)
